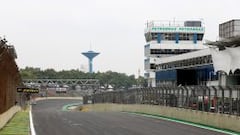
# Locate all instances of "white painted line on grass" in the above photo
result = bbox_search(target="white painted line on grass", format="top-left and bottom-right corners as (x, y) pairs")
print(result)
(29, 105), (36, 135)
(126, 112), (239, 135)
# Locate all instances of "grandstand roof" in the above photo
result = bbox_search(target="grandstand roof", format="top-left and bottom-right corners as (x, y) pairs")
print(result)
(206, 36), (240, 50)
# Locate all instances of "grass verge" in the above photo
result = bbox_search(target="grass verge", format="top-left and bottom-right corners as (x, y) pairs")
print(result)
(125, 111), (240, 135)
(0, 110), (29, 135)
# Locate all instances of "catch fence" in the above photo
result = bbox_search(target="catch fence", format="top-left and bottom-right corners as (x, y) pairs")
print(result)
(84, 85), (240, 116)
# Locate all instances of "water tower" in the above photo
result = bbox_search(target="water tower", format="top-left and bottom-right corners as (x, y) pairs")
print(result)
(82, 50), (100, 73)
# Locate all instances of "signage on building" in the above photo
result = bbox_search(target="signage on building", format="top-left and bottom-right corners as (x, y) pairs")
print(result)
(150, 26), (204, 33)
(17, 87), (39, 93)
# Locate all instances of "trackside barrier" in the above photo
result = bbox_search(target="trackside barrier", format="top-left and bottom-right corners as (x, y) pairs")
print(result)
(85, 85), (240, 116)
(0, 39), (21, 114)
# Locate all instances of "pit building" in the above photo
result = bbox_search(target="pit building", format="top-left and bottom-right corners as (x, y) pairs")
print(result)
(144, 19), (240, 87)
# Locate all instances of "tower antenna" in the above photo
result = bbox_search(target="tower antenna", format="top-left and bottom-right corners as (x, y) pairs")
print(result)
(90, 41), (92, 51)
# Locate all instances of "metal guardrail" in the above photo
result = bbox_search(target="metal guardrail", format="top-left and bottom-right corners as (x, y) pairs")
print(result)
(84, 85), (240, 116)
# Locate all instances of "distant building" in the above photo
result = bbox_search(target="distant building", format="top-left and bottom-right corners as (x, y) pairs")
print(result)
(219, 19), (240, 39)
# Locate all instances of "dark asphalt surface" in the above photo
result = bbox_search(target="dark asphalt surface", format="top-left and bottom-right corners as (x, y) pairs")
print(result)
(32, 99), (226, 135)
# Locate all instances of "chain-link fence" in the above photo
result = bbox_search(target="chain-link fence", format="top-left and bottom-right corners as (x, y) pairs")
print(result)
(84, 85), (240, 116)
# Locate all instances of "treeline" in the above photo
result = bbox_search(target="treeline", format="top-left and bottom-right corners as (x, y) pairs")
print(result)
(20, 67), (147, 90)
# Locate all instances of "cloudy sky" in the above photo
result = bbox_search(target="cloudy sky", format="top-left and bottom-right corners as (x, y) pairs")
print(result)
(0, 0), (239, 75)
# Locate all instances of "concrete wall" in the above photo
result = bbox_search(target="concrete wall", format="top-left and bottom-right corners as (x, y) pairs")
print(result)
(0, 39), (21, 114)
(85, 104), (240, 132)
(0, 106), (21, 129)
(35, 97), (83, 101)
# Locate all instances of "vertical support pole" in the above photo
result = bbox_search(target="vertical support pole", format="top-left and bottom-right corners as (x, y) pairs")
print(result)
(152, 88), (155, 104)
(173, 87), (176, 107)
(136, 88), (138, 104)
(237, 87), (240, 116)
(186, 87), (189, 108)
(207, 86), (211, 112)
(175, 33), (179, 44)
(147, 88), (150, 104)
(155, 88), (157, 104)
(229, 86), (233, 115)
(162, 86), (165, 105)
(157, 33), (161, 43)
(191, 87), (196, 110)
(193, 33), (197, 44)
(89, 59), (93, 73)
(157, 87), (159, 105)
(166, 86), (169, 106)
(220, 86), (225, 114)
(150, 88), (152, 104)
(163, 86), (166, 106)
(213, 86), (218, 113)
(181, 87), (184, 108)
(145, 88), (148, 104)
(177, 87), (180, 107)
(202, 86), (206, 112)
(143, 88), (145, 104)
(168, 87), (170, 106)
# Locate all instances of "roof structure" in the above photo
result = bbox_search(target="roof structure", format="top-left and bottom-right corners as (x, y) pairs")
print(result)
(205, 36), (240, 50)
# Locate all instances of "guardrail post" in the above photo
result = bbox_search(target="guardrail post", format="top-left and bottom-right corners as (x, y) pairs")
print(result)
(185, 87), (189, 109)
(177, 87), (180, 107)
(206, 86), (211, 112)
(202, 86), (206, 112)
(237, 87), (240, 116)
(219, 86), (225, 114)
(228, 86), (233, 115)
(212, 86), (218, 113)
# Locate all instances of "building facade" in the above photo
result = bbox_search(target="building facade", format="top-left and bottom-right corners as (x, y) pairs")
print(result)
(219, 19), (240, 39)
(144, 20), (207, 87)
(144, 19), (240, 87)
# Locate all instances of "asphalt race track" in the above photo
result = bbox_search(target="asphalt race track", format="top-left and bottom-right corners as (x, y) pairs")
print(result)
(32, 99), (226, 135)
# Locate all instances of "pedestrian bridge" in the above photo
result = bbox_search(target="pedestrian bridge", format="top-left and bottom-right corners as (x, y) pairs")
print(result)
(23, 79), (100, 89)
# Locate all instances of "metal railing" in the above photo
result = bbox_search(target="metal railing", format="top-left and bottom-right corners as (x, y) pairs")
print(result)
(84, 85), (240, 116)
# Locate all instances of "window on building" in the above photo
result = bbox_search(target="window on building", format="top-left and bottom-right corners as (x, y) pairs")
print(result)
(150, 49), (193, 55)
(150, 64), (156, 69)
(161, 33), (175, 40)
(197, 34), (204, 40)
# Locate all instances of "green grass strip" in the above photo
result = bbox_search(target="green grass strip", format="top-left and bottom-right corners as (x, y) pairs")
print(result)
(0, 111), (29, 135)
(124, 112), (240, 135)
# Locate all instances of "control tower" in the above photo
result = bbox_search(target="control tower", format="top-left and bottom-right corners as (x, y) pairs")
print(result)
(144, 20), (206, 87)
(82, 50), (100, 73)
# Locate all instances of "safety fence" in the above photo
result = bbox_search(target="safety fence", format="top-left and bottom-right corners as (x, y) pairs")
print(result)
(34, 89), (88, 97)
(84, 85), (240, 116)
(0, 39), (21, 114)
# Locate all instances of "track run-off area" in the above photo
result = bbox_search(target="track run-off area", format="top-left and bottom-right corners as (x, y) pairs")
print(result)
(31, 99), (228, 135)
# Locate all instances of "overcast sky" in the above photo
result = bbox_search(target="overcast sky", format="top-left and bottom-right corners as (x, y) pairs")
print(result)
(0, 0), (239, 76)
